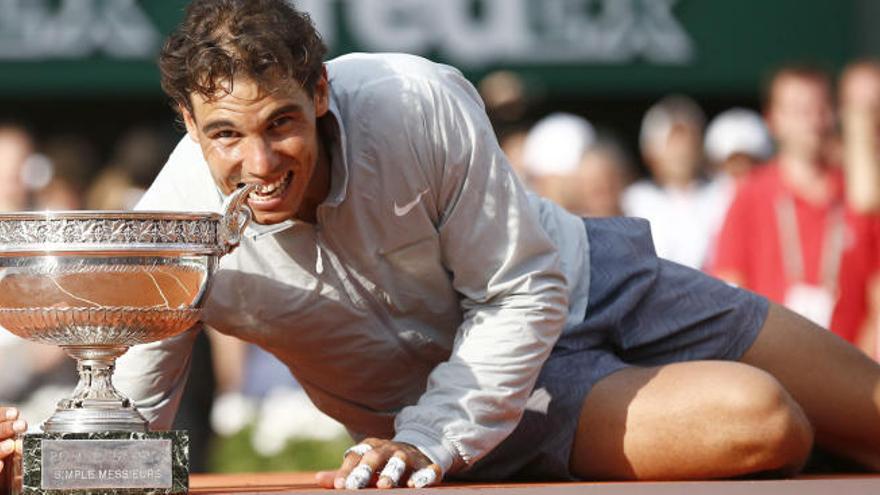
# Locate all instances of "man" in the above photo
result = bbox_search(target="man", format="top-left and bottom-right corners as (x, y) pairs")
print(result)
(701, 107), (774, 264)
(835, 59), (880, 356)
(710, 66), (877, 344)
(4, 1), (880, 489)
(520, 112), (596, 207)
(622, 95), (725, 269)
(703, 107), (773, 183)
(839, 59), (880, 214)
(566, 139), (632, 217)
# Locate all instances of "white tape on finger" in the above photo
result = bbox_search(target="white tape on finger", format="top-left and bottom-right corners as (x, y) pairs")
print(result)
(411, 467), (437, 488)
(379, 456), (406, 486)
(343, 443), (373, 460)
(345, 464), (373, 490)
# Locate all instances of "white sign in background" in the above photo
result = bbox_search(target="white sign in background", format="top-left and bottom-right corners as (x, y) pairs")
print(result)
(0, 0), (694, 65)
(0, 0), (160, 59)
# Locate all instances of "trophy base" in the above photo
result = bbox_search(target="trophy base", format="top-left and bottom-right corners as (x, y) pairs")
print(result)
(8, 431), (188, 495)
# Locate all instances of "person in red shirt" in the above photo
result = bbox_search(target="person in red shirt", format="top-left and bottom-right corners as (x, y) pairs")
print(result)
(711, 65), (877, 345)
(834, 60), (880, 354)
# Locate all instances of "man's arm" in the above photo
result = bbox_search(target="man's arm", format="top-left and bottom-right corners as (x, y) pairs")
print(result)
(388, 64), (570, 475)
(115, 327), (201, 429)
(841, 77), (880, 213)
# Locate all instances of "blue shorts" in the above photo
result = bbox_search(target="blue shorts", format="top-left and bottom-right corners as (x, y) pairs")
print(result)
(452, 217), (770, 481)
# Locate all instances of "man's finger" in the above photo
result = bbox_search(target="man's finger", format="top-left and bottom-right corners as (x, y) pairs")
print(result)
(344, 448), (387, 489)
(0, 419), (27, 438)
(333, 455), (362, 489)
(314, 470), (336, 489)
(0, 409), (17, 422)
(334, 441), (377, 489)
(0, 439), (15, 460)
(344, 463), (373, 490)
(376, 452), (407, 489)
(407, 464), (442, 488)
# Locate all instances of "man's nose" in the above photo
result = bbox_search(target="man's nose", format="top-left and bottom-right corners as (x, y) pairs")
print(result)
(243, 137), (281, 177)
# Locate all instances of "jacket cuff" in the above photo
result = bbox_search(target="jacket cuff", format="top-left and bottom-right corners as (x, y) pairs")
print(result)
(393, 428), (459, 475)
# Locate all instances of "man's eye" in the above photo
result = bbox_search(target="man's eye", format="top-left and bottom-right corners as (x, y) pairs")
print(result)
(212, 130), (236, 139)
(269, 117), (292, 129)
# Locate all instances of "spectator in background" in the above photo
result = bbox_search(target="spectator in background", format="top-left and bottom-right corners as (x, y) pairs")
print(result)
(521, 112), (596, 205)
(702, 108), (775, 250)
(479, 71), (531, 183)
(622, 95), (723, 269)
(705, 108), (774, 183)
(0, 125), (76, 424)
(478, 70), (528, 126)
(87, 126), (174, 210)
(0, 124), (33, 211)
(0, 123), (36, 391)
(498, 128), (529, 183)
(34, 134), (95, 210)
(832, 60), (880, 357)
(840, 59), (880, 214)
(711, 65), (877, 345)
(565, 138), (633, 217)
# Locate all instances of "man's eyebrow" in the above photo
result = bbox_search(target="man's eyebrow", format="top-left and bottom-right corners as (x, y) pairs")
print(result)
(201, 119), (236, 135)
(266, 104), (305, 122)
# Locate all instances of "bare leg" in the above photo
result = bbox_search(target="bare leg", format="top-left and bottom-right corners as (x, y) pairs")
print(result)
(740, 303), (880, 469)
(569, 360), (814, 480)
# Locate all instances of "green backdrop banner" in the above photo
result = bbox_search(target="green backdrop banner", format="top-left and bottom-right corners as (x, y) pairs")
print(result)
(0, 0), (856, 96)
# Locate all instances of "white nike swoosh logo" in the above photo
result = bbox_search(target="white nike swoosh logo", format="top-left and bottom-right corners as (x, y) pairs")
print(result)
(394, 188), (430, 217)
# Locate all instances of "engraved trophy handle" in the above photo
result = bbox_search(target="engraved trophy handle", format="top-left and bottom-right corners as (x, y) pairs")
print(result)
(219, 184), (255, 255)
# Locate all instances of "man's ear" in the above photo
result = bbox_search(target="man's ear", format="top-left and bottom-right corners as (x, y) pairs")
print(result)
(180, 104), (200, 143)
(314, 66), (330, 118)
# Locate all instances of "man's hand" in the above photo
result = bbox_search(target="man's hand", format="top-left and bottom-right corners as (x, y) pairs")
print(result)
(315, 438), (442, 489)
(0, 407), (27, 473)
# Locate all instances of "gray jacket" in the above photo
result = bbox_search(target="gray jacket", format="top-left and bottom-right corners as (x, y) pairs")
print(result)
(116, 53), (590, 475)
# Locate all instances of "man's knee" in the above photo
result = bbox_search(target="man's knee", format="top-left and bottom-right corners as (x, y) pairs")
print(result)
(715, 365), (814, 475)
(570, 362), (814, 480)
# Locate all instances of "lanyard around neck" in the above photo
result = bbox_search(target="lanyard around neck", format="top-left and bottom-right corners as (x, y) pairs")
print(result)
(775, 194), (845, 292)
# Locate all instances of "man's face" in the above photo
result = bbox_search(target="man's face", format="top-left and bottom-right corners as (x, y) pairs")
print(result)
(645, 121), (703, 186)
(568, 149), (625, 217)
(182, 72), (330, 224)
(767, 76), (833, 161)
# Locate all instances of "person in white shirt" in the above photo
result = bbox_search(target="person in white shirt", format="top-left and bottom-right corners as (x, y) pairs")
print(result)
(622, 95), (722, 269)
(5, 0), (880, 489)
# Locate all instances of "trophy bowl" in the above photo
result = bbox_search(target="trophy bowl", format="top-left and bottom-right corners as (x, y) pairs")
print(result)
(0, 185), (253, 435)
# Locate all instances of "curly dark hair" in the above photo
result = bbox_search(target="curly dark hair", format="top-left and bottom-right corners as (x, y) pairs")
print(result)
(159, 0), (327, 115)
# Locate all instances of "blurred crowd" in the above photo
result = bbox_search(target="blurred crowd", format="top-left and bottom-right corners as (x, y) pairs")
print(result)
(487, 59), (880, 361)
(3, 57), (880, 471)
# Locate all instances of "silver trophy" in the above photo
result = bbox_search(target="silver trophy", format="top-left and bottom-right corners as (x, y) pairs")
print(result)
(0, 185), (254, 495)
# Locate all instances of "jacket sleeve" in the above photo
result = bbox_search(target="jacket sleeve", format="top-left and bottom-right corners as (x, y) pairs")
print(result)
(114, 326), (200, 429)
(115, 137), (219, 429)
(391, 65), (570, 474)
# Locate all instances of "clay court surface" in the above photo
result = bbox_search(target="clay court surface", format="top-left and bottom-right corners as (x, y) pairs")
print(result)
(190, 472), (880, 494)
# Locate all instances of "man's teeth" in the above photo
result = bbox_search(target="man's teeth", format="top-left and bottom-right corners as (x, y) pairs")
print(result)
(249, 173), (291, 200)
